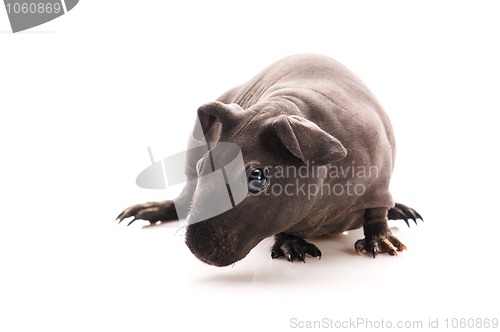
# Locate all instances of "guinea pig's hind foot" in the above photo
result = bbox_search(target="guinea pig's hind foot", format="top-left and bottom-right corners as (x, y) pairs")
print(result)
(388, 203), (423, 227)
(271, 233), (322, 263)
(116, 200), (178, 226)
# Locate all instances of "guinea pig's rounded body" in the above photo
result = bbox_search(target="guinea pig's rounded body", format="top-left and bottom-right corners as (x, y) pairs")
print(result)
(118, 54), (422, 267)
(184, 54), (396, 265)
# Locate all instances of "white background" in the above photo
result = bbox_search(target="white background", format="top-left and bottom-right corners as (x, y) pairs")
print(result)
(1, 1), (499, 331)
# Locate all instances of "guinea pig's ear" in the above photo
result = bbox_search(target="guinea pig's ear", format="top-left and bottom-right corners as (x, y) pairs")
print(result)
(272, 115), (347, 165)
(192, 101), (243, 142)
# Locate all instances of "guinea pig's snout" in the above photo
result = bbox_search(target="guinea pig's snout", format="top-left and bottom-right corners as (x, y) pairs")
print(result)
(185, 221), (247, 267)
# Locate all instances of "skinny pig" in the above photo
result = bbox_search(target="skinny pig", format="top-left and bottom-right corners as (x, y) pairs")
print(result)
(117, 54), (422, 267)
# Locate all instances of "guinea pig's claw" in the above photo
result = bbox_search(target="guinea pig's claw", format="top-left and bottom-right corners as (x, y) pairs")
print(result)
(116, 201), (178, 226)
(127, 218), (138, 227)
(371, 247), (378, 258)
(355, 235), (406, 258)
(382, 239), (398, 256)
(271, 233), (322, 263)
(297, 253), (306, 263)
(388, 203), (423, 227)
(354, 239), (365, 256)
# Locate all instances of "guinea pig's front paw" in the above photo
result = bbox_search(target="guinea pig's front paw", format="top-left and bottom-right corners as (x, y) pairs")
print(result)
(271, 233), (322, 263)
(354, 234), (407, 258)
(116, 200), (177, 226)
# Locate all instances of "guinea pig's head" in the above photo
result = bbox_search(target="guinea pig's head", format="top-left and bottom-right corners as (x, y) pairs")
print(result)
(185, 101), (347, 266)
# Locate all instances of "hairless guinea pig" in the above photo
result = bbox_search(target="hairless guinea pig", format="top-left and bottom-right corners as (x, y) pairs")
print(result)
(117, 54), (422, 267)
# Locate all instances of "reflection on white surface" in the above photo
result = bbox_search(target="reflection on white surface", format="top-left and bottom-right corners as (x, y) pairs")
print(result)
(2, 206), (498, 331)
(86, 215), (492, 331)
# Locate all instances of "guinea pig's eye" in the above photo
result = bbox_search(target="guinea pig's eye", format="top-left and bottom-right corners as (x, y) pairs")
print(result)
(248, 168), (270, 193)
